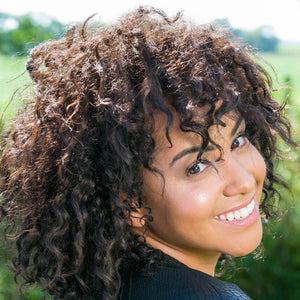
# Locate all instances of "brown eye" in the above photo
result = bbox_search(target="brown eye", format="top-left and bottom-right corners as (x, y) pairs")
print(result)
(187, 161), (207, 176)
(231, 136), (246, 151)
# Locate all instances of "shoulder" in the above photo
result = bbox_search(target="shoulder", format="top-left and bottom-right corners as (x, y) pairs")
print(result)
(118, 258), (252, 300)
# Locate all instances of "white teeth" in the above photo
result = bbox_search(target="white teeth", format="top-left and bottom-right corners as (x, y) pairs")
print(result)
(226, 212), (234, 221)
(216, 199), (255, 221)
(234, 210), (241, 220)
(240, 207), (249, 218)
(247, 201), (254, 214)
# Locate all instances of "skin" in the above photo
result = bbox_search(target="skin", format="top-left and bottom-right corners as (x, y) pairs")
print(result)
(133, 107), (266, 276)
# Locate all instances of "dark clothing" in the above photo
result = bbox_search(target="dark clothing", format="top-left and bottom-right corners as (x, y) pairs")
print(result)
(118, 255), (251, 300)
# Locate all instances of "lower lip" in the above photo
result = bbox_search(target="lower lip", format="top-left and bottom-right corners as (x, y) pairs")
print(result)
(215, 201), (260, 228)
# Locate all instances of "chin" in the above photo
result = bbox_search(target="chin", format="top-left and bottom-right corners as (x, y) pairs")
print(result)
(227, 221), (263, 257)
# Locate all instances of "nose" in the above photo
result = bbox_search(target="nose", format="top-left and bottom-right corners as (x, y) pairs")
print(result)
(222, 156), (256, 197)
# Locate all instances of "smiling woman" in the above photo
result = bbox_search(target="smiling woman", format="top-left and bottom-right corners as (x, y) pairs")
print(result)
(0, 6), (298, 300)
(138, 112), (266, 276)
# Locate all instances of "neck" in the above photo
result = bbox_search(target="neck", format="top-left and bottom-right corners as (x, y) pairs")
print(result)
(145, 235), (220, 276)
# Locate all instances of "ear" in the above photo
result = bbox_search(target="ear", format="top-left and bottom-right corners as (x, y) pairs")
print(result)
(129, 210), (146, 228)
(120, 192), (146, 228)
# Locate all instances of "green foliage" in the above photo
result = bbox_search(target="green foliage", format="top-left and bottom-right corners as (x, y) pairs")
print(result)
(0, 12), (65, 55)
(212, 18), (279, 52)
(0, 238), (44, 300)
(237, 26), (279, 52)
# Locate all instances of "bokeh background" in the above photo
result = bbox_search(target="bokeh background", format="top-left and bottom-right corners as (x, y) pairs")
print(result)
(1, 0), (299, 299)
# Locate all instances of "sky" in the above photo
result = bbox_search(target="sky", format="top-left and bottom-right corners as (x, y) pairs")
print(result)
(1, 0), (300, 42)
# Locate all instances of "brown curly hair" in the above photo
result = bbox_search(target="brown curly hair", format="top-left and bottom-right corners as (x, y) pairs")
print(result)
(0, 6), (296, 300)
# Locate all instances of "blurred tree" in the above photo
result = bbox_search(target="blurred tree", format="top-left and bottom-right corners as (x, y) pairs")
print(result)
(0, 12), (65, 55)
(246, 26), (279, 52)
(212, 18), (279, 52)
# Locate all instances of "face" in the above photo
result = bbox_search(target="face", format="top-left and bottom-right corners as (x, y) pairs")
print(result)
(139, 109), (266, 275)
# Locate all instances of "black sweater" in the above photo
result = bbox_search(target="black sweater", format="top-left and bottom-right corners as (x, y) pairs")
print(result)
(117, 255), (251, 300)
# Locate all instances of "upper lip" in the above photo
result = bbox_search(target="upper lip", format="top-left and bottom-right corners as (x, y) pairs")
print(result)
(215, 195), (255, 217)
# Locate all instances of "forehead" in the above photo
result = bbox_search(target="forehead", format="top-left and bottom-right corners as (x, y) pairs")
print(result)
(151, 107), (240, 149)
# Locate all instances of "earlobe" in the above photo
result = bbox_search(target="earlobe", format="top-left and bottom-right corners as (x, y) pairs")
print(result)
(129, 211), (146, 228)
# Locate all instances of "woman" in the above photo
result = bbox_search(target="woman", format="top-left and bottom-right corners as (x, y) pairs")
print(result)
(0, 7), (297, 300)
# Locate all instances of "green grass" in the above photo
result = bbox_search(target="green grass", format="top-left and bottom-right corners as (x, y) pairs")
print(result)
(264, 44), (300, 85)
(0, 54), (31, 122)
(260, 44), (300, 106)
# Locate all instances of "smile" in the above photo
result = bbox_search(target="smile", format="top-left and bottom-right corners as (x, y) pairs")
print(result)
(214, 199), (256, 222)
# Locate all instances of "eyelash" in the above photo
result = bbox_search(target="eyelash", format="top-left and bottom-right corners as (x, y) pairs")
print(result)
(231, 134), (247, 150)
(186, 133), (248, 176)
(186, 159), (210, 176)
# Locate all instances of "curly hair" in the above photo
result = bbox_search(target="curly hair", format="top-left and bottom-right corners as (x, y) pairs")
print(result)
(0, 6), (297, 300)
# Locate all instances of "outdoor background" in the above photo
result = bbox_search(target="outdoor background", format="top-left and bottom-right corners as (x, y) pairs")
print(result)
(0, 0), (300, 299)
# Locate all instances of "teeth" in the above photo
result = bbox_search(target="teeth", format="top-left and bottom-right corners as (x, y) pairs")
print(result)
(240, 207), (249, 218)
(234, 210), (241, 220)
(227, 212), (234, 221)
(220, 214), (226, 220)
(247, 201), (254, 214)
(217, 199), (255, 221)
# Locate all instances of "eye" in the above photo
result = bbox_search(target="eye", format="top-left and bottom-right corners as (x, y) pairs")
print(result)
(231, 135), (247, 150)
(187, 160), (208, 176)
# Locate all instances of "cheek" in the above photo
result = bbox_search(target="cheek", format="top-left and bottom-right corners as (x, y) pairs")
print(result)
(142, 171), (217, 224)
(159, 178), (220, 222)
(249, 146), (267, 186)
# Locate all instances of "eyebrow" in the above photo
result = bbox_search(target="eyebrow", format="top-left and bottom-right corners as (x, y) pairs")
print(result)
(169, 116), (245, 167)
(231, 116), (244, 138)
